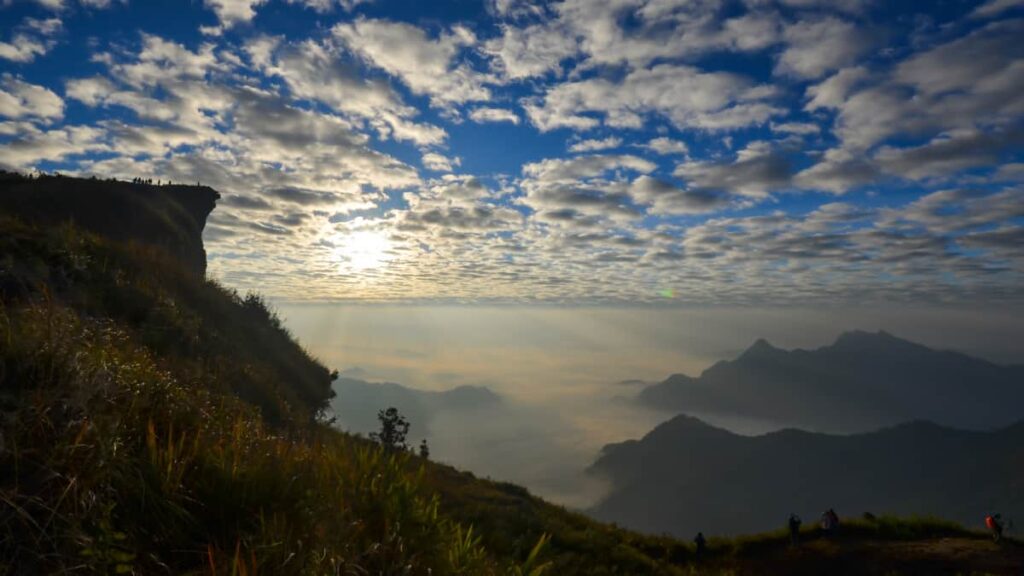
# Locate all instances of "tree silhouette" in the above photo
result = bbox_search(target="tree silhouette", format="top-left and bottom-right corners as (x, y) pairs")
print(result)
(370, 407), (410, 450)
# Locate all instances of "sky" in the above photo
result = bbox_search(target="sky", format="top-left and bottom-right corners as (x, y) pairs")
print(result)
(1, 0), (1022, 306)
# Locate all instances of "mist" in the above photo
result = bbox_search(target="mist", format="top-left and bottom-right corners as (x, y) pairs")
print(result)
(277, 303), (1024, 508)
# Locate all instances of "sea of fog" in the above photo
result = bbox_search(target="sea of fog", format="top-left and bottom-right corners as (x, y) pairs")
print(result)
(275, 304), (1024, 508)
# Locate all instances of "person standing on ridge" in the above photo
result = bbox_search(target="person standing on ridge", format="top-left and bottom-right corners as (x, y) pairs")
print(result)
(986, 514), (1003, 542)
(694, 532), (707, 561)
(788, 513), (802, 545)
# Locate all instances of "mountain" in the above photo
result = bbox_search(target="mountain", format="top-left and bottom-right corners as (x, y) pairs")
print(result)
(330, 376), (502, 436)
(589, 414), (1024, 538)
(637, 330), (1024, 432)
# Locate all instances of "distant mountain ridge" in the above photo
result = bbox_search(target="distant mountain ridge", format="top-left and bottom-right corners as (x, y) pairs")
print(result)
(330, 376), (502, 436)
(589, 414), (1024, 538)
(637, 330), (1024, 432)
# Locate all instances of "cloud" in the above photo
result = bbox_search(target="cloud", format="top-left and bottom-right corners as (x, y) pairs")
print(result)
(551, 0), (782, 68)
(804, 66), (869, 111)
(675, 141), (793, 198)
(775, 17), (870, 79)
(771, 121), (820, 135)
(0, 36), (50, 63)
(286, 0), (373, 12)
(249, 36), (447, 146)
(970, 0), (1024, 19)
(0, 75), (64, 121)
(569, 136), (622, 153)
(525, 64), (782, 132)
(0, 123), (107, 169)
(641, 137), (689, 155)
(203, 0), (266, 28)
(468, 107), (519, 124)
(333, 18), (492, 107)
(630, 175), (733, 215)
(398, 175), (523, 233)
(485, 22), (578, 79)
(0, 17), (63, 63)
(874, 128), (1024, 181)
(422, 152), (461, 172)
(519, 154), (656, 225)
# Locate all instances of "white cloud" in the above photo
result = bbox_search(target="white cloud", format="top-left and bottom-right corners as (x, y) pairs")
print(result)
(630, 175), (732, 215)
(804, 66), (869, 111)
(0, 36), (50, 63)
(775, 17), (870, 79)
(553, 0), (782, 68)
(485, 22), (578, 79)
(469, 107), (519, 124)
(249, 36), (447, 146)
(422, 152), (461, 172)
(286, 0), (373, 12)
(675, 141), (793, 198)
(333, 19), (492, 107)
(774, 0), (872, 14)
(519, 154), (656, 225)
(0, 17), (63, 63)
(203, 0), (266, 27)
(526, 64), (782, 132)
(641, 137), (689, 155)
(970, 0), (1024, 19)
(874, 128), (1024, 181)
(569, 136), (622, 153)
(25, 17), (63, 35)
(0, 75), (64, 121)
(771, 121), (820, 135)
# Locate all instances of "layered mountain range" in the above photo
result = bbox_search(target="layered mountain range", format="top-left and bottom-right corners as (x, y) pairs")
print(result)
(636, 330), (1024, 432)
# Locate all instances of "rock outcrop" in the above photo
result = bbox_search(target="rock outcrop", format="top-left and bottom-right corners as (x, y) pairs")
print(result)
(0, 173), (219, 276)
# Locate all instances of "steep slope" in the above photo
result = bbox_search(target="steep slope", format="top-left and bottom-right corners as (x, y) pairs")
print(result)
(637, 331), (1024, 432)
(589, 414), (1024, 538)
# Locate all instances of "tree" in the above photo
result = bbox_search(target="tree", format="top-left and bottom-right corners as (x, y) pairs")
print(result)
(370, 407), (410, 450)
(418, 439), (430, 460)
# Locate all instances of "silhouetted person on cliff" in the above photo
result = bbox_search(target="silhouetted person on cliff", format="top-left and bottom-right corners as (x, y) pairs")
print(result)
(821, 509), (840, 536)
(693, 532), (706, 561)
(788, 513), (802, 545)
(986, 514), (1003, 542)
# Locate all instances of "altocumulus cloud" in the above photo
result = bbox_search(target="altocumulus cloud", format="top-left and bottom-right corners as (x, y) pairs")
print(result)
(0, 0), (1021, 305)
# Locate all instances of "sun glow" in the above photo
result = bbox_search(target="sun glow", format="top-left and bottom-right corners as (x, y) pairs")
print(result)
(334, 229), (393, 272)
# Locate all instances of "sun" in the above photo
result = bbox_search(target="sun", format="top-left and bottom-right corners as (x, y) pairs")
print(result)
(334, 229), (393, 272)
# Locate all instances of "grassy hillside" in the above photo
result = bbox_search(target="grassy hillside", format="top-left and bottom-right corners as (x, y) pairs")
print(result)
(1, 177), (1021, 575)
(0, 208), (692, 574)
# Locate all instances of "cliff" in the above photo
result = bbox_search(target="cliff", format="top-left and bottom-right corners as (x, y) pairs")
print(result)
(0, 172), (218, 276)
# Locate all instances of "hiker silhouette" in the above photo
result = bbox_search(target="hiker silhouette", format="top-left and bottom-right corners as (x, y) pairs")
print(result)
(986, 514), (1003, 542)
(788, 513), (802, 545)
(694, 532), (707, 561)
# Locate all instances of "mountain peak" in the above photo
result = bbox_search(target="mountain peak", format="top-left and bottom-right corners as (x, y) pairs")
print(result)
(739, 337), (779, 359)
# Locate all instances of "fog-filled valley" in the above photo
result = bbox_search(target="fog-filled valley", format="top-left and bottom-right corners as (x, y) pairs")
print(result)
(278, 303), (1024, 513)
